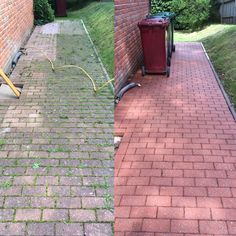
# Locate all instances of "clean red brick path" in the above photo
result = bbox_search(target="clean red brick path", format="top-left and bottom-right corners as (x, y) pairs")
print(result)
(115, 42), (236, 235)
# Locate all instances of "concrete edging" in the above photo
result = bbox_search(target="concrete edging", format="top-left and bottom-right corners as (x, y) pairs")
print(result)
(81, 19), (114, 94)
(201, 42), (236, 122)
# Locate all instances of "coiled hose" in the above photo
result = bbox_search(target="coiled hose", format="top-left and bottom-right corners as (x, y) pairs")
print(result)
(23, 47), (114, 93)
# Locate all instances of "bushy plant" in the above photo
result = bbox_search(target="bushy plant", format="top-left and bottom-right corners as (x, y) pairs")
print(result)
(34, 0), (55, 25)
(48, 0), (56, 11)
(172, 0), (211, 31)
(151, 0), (211, 31)
(151, 0), (172, 14)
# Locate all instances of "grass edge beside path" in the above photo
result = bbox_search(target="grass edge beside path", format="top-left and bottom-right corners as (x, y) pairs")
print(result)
(65, 2), (114, 78)
(203, 25), (236, 109)
(174, 24), (235, 42)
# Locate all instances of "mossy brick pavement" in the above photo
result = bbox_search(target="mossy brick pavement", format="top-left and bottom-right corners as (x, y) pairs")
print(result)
(0, 21), (113, 235)
(115, 43), (236, 235)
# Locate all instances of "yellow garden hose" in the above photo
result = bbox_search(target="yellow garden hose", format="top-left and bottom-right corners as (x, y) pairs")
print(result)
(24, 47), (114, 93)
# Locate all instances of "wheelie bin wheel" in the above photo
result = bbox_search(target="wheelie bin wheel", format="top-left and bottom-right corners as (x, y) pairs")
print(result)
(172, 44), (176, 52)
(166, 67), (170, 77)
(141, 66), (146, 76)
(167, 57), (171, 66)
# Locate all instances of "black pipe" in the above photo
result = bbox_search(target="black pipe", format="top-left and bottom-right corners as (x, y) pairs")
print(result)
(12, 51), (24, 69)
(115, 82), (141, 104)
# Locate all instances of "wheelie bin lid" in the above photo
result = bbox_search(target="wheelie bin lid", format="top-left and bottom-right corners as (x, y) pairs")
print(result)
(138, 18), (170, 28)
(147, 12), (176, 20)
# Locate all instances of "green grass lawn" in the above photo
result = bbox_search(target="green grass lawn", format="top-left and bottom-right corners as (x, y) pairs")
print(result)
(65, 1), (114, 78)
(175, 24), (235, 42)
(175, 24), (236, 108)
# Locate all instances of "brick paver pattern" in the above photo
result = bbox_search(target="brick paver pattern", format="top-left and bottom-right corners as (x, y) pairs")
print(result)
(0, 21), (113, 235)
(115, 43), (236, 235)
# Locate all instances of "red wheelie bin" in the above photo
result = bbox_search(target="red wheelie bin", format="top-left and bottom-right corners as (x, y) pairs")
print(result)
(56, 0), (67, 17)
(146, 12), (176, 60)
(138, 18), (170, 77)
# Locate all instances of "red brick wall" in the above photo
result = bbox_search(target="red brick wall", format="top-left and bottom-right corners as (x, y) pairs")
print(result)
(0, 0), (34, 72)
(115, 0), (150, 94)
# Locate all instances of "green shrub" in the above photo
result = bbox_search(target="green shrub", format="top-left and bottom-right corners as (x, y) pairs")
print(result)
(48, 0), (56, 11)
(172, 0), (211, 31)
(151, 0), (172, 14)
(34, 0), (55, 25)
(151, 0), (211, 31)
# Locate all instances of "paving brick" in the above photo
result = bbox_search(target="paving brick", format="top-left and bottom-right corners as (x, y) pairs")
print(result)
(42, 209), (68, 221)
(228, 221), (236, 234)
(97, 209), (114, 222)
(120, 196), (146, 206)
(208, 187), (231, 197)
(56, 197), (81, 208)
(55, 223), (83, 236)
(142, 219), (170, 232)
(22, 186), (46, 196)
(0, 209), (14, 221)
(163, 170), (183, 177)
(0, 186), (22, 196)
(171, 220), (199, 233)
(172, 197), (196, 207)
(218, 179), (236, 187)
(184, 170), (205, 178)
(0, 223), (26, 235)
(199, 220), (228, 234)
(115, 186), (136, 195)
(13, 176), (35, 185)
(150, 177), (172, 186)
(71, 186), (95, 197)
(136, 186), (159, 195)
(158, 207), (184, 219)
(4, 197), (30, 208)
(140, 169), (162, 177)
(185, 208), (211, 219)
(70, 209), (96, 222)
(206, 170), (226, 178)
(222, 197), (236, 208)
(197, 197), (222, 208)
(195, 178), (218, 187)
(15, 209), (41, 221)
(173, 178), (194, 187)
(130, 207), (157, 218)
(30, 197), (55, 208)
(127, 177), (150, 185)
(160, 187), (183, 196)
(82, 197), (105, 208)
(153, 162), (172, 169)
(184, 187), (207, 197)
(212, 208), (236, 220)
(27, 223), (54, 236)
(84, 223), (113, 236)
(115, 207), (131, 218)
